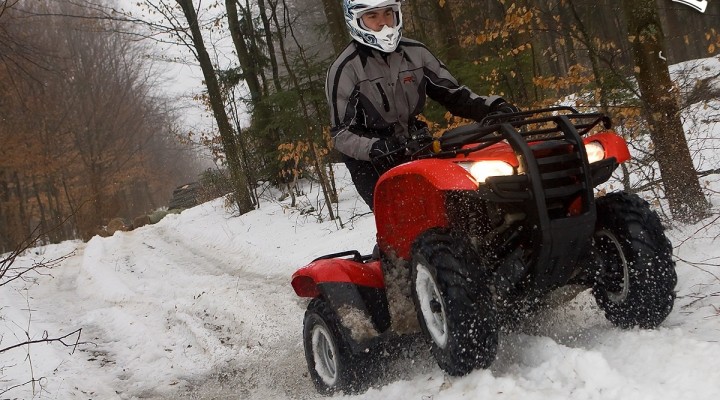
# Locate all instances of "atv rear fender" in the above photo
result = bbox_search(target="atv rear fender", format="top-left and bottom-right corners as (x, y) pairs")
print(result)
(374, 159), (477, 260)
(291, 257), (384, 297)
(292, 257), (391, 340)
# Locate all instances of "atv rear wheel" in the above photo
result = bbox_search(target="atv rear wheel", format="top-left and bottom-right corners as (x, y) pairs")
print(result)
(592, 192), (677, 329)
(410, 230), (498, 376)
(303, 298), (367, 394)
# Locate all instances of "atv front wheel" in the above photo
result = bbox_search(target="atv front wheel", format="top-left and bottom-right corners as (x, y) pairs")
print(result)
(303, 298), (367, 394)
(592, 192), (677, 329)
(410, 230), (498, 376)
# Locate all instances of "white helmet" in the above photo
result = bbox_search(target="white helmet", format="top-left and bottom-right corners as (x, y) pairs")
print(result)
(343, 0), (403, 53)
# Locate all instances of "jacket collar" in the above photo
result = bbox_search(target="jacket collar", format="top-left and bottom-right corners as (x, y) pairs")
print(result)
(354, 41), (404, 67)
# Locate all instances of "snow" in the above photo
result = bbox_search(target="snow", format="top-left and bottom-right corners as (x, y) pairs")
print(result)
(3, 58), (720, 399)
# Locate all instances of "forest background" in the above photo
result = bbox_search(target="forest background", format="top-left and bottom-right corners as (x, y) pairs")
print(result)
(1, 0), (719, 253)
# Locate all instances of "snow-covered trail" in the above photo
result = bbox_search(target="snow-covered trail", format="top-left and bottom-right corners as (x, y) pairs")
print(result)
(19, 221), (320, 399)
(3, 189), (720, 399)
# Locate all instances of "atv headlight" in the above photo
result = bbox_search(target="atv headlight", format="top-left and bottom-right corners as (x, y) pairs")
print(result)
(585, 141), (605, 163)
(458, 161), (515, 183)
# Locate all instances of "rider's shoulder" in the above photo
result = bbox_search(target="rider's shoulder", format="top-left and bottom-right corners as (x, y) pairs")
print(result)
(398, 37), (430, 51)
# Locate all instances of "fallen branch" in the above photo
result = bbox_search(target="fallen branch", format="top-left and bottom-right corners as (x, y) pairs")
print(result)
(0, 328), (84, 355)
(0, 379), (46, 397)
(674, 254), (720, 282)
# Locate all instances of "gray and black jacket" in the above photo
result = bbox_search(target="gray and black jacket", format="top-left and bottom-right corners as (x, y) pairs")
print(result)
(326, 38), (502, 161)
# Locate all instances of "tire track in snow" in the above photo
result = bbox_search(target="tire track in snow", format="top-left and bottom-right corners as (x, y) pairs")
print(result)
(56, 226), (316, 399)
(46, 224), (720, 399)
(148, 228), (314, 399)
(151, 219), (720, 400)
(138, 226), (326, 399)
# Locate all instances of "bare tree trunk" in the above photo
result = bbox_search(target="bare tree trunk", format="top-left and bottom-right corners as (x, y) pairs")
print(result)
(176, 0), (253, 214)
(258, 0), (282, 92)
(226, 0), (263, 105)
(12, 172), (30, 240)
(31, 176), (48, 243)
(620, 0), (708, 222)
(227, 0), (283, 181)
(273, 1), (338, 218)
(566, 2), (610, 112)
(429, 0), (461, 61)
(229, 90), (259, 207)
(320, 0), (349, 55)
(403, 0), (429, 44)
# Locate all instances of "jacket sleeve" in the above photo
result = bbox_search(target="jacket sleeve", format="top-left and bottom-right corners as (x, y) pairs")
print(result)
(420, 46), (504, 121)
(326, 58), (377, 161)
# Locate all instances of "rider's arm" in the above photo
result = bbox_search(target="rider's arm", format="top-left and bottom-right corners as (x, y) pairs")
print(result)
(326, 55), (377, 162)
(418, 45), (504, 121)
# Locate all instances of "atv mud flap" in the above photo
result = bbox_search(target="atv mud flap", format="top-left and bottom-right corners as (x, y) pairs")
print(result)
(292, 258), (391, 353)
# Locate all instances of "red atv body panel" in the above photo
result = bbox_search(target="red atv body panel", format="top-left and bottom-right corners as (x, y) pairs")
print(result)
(373, 160), (472, 260)
(291, 258), (384, 298)
(292, 107), (630, 295)
(374, 130), (630, 261)
(586, 131), (631, 163)
(292, 257), (392, 341)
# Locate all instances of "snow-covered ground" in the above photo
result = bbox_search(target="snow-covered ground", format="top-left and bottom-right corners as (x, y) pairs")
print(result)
(3, 58), (720, 399)
(3, 168), (720, 400)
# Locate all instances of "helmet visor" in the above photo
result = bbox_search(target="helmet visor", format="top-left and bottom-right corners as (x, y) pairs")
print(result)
(356, 5), (399, 31)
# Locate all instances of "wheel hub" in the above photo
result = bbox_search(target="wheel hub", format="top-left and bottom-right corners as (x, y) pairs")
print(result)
(415, 262), (449, 348)
(429, 298), (442, 313)
(311, 325), (338, 385)
(595, 230), (630, 303)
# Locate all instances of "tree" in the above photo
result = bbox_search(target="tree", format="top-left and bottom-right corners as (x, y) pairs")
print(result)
(428, 0), (462, 61)
(620, 0), (709, 222)
(176, 0), (254, 214)
(320, 0), (349, 55)
(226, 0), (284, 183)
(0, 0), (204, 248)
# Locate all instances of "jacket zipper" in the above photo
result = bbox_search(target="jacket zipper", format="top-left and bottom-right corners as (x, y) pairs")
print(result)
(375, 83), (391, 112)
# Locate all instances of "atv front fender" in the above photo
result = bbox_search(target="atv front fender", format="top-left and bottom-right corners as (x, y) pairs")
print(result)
(374, 159), (478, 260)
(584, 131), (630, 163)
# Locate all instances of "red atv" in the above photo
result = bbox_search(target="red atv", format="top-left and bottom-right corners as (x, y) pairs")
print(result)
(291, 107), (677, 393)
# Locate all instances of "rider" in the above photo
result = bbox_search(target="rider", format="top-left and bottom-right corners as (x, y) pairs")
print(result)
(327, 0), (519, 210)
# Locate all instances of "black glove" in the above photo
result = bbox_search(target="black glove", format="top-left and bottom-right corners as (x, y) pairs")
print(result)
(491, 101), (521, 115)
(369, 139), (404, 172)
(482, 99), (522, 126)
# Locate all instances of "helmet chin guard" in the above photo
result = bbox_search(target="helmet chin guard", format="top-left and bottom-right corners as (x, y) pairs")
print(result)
(343, 0), (403, 53)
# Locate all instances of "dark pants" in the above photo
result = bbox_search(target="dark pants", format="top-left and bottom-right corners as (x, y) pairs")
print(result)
(345, 159), (381, 211)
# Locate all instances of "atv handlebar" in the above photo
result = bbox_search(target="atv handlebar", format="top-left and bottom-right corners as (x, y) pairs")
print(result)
(477, 105), (581, 127)
(369, 128), (436, 171)
(371, 106), (613, 167)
